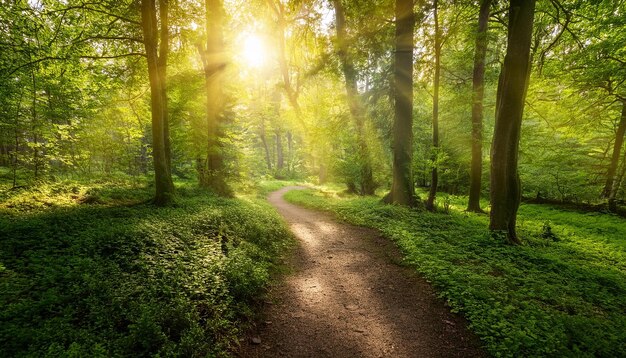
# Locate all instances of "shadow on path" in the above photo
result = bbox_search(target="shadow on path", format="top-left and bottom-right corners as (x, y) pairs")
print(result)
(239, 186), (486, 357)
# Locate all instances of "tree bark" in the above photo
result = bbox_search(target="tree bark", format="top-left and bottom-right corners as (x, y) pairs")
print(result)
(276, 130), (284, 171)
(602, 101), (626, 193)
(31, 66), (39, 179)
(489, 0), (536, 243)
(426, 0), (441, 211)
(141, 0), (174, 205)
(287, 130), (293, 171)
(388, 0), (417, 206)
(158, 0), (172, 173)
(199, 0), (230, 196)
(467, 0), (492, 213)
(12, 88), (23, 188)
(332, 0), (375, 195)
(604, 100), (626, 210)
(260, 117), (272, 171)
(269, 0), (303, 120)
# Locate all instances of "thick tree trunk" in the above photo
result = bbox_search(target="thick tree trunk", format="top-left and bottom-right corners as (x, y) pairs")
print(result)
(467, 0), (492, 212)
(141, 0), (174, 205)
(489, 0), (536, 243)
(388, 0), (417, 206)
(200, 0), (230, 196)
(602, 100), (626, 209)
(426, 0), (441, 211)
(332, 0), (375, 195)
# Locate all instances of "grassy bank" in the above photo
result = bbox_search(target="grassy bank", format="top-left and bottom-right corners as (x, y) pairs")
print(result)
(284, 187), (626, 357)
(0, 179), (293, 357)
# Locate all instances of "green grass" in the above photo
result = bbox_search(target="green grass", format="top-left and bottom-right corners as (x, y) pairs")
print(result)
(284, 187), (626, 357)
(0, 178), (294, 357)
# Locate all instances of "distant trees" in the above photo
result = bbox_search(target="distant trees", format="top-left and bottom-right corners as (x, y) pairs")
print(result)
(1, 0), (624, 220)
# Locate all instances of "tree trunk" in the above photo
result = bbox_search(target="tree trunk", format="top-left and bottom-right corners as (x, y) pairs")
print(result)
(602, 100), (626, 211)
(141, 0), (174, 205)
(287, 130), (293, 172)
(467, 0), (492, 213)
(12, 89), (23, 188)
(332, 0), (375, 195)
(612, 149), (626, 210)
(31, 67), (39, 179)
(426, 0), (441, 211)
(158, 0), (172, 174)
(489, 0), (536, 244)
(200, 0), (230, 196)
(260, 117), (272, 171)
(269, 0), (303, 120)
(276, 130), (284, 171)
(388, 0), (417, 206)
(272, 88), (284, 172)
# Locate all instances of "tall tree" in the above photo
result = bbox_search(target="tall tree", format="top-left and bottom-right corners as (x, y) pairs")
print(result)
(489, 0), (536, 243)
(141, 0), (174, 205)
(332, 0), (376, 195)
(425, 0), (441, 211)
(467, 0), (492, 212)
(603, 100), (626, 211)
(197, 0), (230, 196)
(388, 0), (417, 206)
(266, 0), (303, 119)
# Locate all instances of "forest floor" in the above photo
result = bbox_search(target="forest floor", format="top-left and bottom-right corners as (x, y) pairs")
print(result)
(239, 186), (485, 357)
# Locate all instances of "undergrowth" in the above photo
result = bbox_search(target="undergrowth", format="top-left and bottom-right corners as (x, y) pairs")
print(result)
(0, 178), (293, 357)
(284, 187), (626, 357)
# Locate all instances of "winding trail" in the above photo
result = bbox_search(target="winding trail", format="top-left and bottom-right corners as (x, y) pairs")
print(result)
(239, 187), (485, 357)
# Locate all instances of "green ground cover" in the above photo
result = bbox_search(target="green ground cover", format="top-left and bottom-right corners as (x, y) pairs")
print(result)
(284, 187), (626, 357)
(0, 178), (294, 357)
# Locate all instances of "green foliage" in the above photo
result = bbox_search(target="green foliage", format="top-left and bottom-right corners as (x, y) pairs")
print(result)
(0, 180), (294, 357)
(285, 187), (626, 357)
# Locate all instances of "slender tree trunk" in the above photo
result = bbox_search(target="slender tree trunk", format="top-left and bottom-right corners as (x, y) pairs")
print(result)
(489, 0), (536, 243)
(12, 89), (23, 188)
(31, 67), (39, 179)
(141, 0), (174, 205)
(260, 118), (272, 171)
(158, 0), (172, 173)
(199, 0), (230, 196)
(272, 1), (302, 116)
(467, 0), (492, 212)
(271, 88), (284, 172)
(426, 0), (441, 211)
(287, 130), (293, 172)
(388, 0), (417, 206)
(332, 0), (375, 195)
(602, 101), (626, 194)
(276, 130), (284, 171)
(604, 100), (626, 210)
(613, 149), (626, 208)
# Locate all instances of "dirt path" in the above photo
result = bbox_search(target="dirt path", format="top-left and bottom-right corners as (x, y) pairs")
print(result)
(239, 187), (486, 357)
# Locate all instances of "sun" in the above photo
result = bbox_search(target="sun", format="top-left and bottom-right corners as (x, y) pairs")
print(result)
(242, 34), (268, 69)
